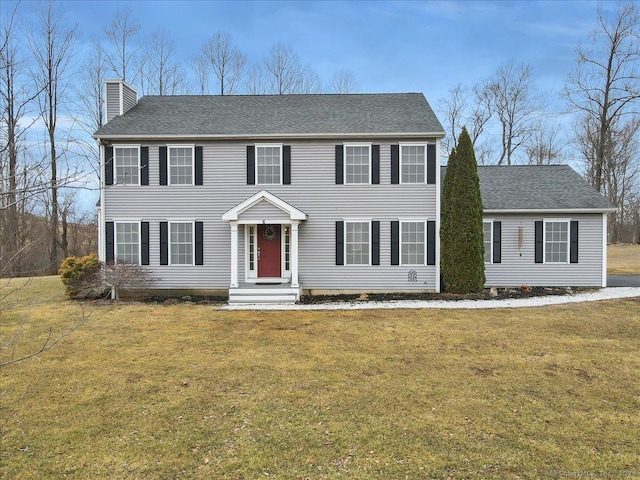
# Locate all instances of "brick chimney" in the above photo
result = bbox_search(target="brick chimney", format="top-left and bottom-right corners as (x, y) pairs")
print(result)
(105, 79), (137, 123)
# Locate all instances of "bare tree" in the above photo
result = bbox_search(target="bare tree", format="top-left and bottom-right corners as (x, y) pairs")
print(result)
(263, 43), (303, 95)
(298, 65), (322, 94)
(488, 60), (544, 165)
(189, 56), (210, 95)
(26, 2), (78, 273)
(328, 69), (359, 93)
(201, 32), (245, 95)
(104, 6), (141, 83)
(141, 27), (183, 96)
(565, 2), (640, 193)
(245, 62), (268, 95)
(526, 120), (565, 165)
(0, 2), (43, 276)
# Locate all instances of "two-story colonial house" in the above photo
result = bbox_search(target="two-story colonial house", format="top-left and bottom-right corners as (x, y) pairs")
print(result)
(94, 80), (614, 303)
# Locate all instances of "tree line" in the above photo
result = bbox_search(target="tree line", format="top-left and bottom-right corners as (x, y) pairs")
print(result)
(1, 2), (639, 279)
(438, 3), (639, 244)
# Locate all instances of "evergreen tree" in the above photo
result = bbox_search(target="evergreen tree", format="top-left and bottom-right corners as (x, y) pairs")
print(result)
(440, 127), (485, 293)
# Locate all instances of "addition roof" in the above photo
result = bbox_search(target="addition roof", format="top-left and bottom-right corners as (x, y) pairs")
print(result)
(441, 165), (615, 212)
(94, 93), (445, 139)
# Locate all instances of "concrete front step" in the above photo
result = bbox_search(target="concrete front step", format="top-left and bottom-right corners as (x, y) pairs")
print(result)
(228, 286), (301, 304)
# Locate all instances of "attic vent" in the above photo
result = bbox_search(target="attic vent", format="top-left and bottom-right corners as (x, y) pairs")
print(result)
(105, 80), (137, 123)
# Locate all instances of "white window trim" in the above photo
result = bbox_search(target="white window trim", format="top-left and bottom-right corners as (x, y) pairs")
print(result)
(483, 220), (493, 264)
(255, 144), (283, 186)
(114, 221), (142, 265)
(245, 225), (257, 279)
(343, 143), (372, 185)
(399, 143), (428, 184)
(344, 219), (372, 266)
(168, 221), (195, 266)
(114, 145), (141, 186)
(167, 145), (195, 186)
(543, 218), (571, 264)
(399, 220), (427, 266)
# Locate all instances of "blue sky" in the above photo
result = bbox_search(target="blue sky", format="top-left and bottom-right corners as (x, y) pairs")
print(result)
(5, 0), (602, 102)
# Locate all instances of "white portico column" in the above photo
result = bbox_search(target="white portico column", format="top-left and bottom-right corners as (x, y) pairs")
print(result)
(291, 221), (300, 288)
(230, 222), (239, 288)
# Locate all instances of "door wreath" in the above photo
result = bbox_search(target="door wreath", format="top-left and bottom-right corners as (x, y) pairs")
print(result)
(262, 225), (279, 241)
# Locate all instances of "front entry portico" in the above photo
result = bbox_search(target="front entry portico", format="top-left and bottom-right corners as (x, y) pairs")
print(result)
(222, 191), (307, 302)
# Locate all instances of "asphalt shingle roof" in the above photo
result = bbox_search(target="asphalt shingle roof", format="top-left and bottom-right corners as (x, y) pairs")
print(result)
(94, 93), (445, 138)
(441, 165), (614, 211)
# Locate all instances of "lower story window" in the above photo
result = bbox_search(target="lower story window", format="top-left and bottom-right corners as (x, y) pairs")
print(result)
(170, 222), (194, 265)
(401, 221), (425, 265)
(115, 222), (139, 264)
(483, 221), (493, 263)
(345, 221), (370, 265)
(545, 221), (568, 263)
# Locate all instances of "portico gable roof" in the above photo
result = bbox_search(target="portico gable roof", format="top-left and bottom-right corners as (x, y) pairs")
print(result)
(222, 190), (307, 222)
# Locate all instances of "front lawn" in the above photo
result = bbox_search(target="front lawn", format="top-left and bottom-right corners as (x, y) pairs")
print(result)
(1, 277), (639, 479)
(608, 243), (640, 274)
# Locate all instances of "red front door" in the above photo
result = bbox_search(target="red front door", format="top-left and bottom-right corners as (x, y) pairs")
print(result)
(258, 225), (281, 278)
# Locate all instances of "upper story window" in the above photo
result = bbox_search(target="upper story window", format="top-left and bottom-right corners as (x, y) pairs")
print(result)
(170, 221), (194, 265)
(115, 222), (140, 264)
(344, 145), (370, 184)
(400, 144), (426, 184)
(401, 221), (425, 265)
(483, 221), (493, 263)
(345, 221), (370, 265)
(545, 221), (569, 263)
(256, 145), (282, 185)
(115, 147), (139, 185)
(169, 146), (194, 185)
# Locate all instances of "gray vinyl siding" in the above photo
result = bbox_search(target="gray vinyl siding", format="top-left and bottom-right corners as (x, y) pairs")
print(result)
(104, 139), (439, 291)
(105, 83), (120, 122)
(238, 201), (293, 222)
(484, 213), (604, 287)
(122, 84), (137, 115)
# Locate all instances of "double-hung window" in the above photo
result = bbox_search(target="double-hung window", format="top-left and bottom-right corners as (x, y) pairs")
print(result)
(483, 221), (493, 263)
(114, 147), (139, 185)
(400, 144), (426, 184)
(170, 222), (194, 265)
(545, 220), (569, 263)
(344, 145), (371, 184)
(169, 146), (194, 185)
(345, 221), (370, 265)
(401, 221), (425, 265)
(256, 145), (282, 185)
(115, 222), (140, 264)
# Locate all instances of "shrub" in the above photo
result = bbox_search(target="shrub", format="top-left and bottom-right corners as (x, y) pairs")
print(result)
(59, 254), (103, 298)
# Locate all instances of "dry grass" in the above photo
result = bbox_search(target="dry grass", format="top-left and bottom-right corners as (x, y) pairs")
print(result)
(608, 243), (640, 274)
(1, 277), (639, 479)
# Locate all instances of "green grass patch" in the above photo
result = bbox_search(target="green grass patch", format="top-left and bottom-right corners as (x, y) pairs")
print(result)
(1, 277), (639, 479)
(608, 243), (640, 274)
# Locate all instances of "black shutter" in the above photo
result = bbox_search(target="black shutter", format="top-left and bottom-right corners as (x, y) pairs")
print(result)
(391, 221), (400, 265)
(391, 145), (399, 184)
(141, 222), (149, 265)
(427, 144), (436, 184)
(140, 147), (149, 185)
(105, 146), (114, 186)
(493, 221), (502, 264)
(159, 146), (167, 185)
(535, 221), (543, 263)
(570, 220), (579, 263)
(195, 221), (203, 265)
(372, 145), (380, 184)
(106, 222), (114, 263)
(427, 220), (436, 265)
(247, 146), (255, 185)
(336, 221), (344, 265)
(372, 221), (380, 265)
(195, 146), (203, 185)
(283, 145), (291, 185)
(335, 145), (344, 184)
(160, 222), (168, 265)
